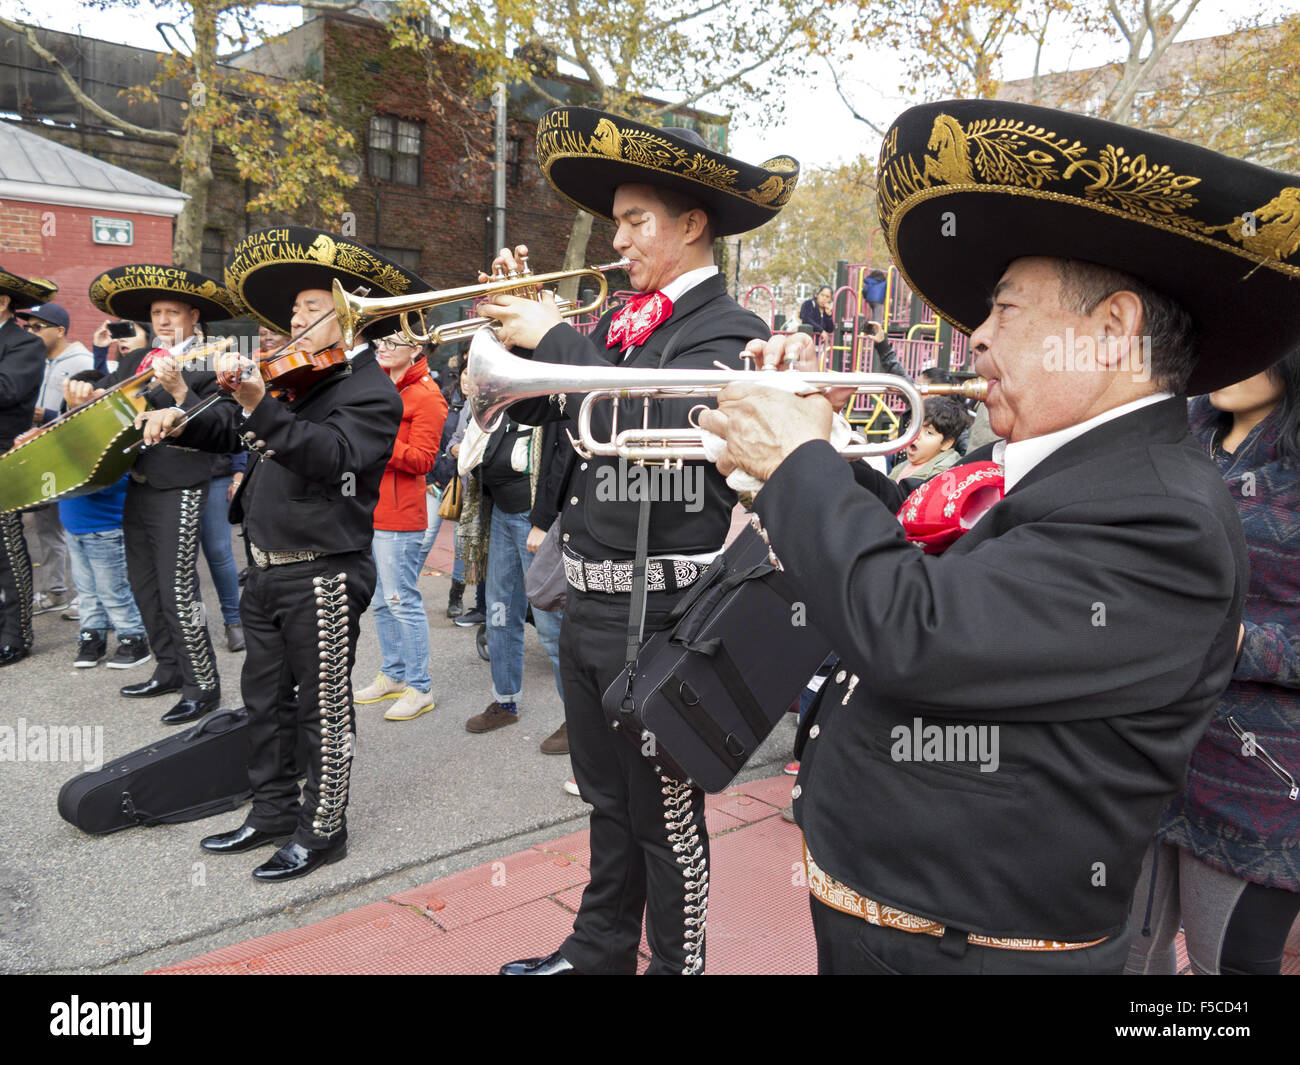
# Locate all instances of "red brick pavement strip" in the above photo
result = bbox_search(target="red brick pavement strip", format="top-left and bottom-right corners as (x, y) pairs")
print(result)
(151, 770), (1299, 976)
(152, 776), (799, 975)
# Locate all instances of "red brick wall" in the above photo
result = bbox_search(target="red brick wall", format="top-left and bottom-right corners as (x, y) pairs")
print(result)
(316, 20), (617, 292)
(0, 200), (174, 343)
(0, 203), (44, 254)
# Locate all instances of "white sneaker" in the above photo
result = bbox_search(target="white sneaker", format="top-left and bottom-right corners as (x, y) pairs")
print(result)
(562, 778), (583, 798)
(383, 687), (436, 722)
(32, 591), (69, 616)
(353, 672), (406, 703)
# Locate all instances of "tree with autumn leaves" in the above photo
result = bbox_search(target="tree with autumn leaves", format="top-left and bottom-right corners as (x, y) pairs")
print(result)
(0, 1), (358, 269)
(745, 0), (1300, 298)
(387, 0), (829, 274)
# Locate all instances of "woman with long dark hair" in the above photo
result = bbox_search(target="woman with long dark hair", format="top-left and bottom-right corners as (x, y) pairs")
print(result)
(1127, 349), (1300, 974)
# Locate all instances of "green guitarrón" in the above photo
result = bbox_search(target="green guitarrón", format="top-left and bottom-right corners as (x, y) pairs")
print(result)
(0, 339), (234, 515)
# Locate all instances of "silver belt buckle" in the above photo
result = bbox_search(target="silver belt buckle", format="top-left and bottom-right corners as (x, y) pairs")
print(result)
(563, 552), (586, 592)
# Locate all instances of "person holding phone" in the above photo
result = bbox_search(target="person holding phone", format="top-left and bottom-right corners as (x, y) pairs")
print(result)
(91, 319), (149, 376)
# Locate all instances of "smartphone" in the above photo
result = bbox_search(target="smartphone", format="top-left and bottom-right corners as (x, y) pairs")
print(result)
(107, 321), (138, 339)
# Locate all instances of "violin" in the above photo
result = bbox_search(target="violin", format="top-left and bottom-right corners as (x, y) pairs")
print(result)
(216, 343), (349, 401)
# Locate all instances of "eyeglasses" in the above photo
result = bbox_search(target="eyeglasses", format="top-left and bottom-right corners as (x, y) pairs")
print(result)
(376, 338), (415, 351)
(21, 321), (55, 331)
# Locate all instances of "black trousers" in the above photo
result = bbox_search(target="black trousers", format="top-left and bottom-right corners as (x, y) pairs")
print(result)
(810, 895), (1131, 974)
(0, 511), (34, 649)
(123, 480), (219, 700)
(558, 586), (709, 975)
(240, 552), (374, 850)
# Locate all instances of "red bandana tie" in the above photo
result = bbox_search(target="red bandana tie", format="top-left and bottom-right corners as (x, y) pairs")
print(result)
(606, 291), (673, 352)
(136, 347), (167, 373)
(895, 460), (1005, 555)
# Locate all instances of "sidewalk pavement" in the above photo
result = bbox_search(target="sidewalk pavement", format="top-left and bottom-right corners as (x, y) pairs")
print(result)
(151, 766), (1300, 976)
(152, 774), (817, 975)
(147, 522), (1299, 977)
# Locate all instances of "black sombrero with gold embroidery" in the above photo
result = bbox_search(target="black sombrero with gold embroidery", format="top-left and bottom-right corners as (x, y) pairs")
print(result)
(536, 107), (799, 236)
(88, 265), (240, 324)
(877, 99), (1300, 393)
(0, 267), (57, 310)
(225, 227), (426, 337)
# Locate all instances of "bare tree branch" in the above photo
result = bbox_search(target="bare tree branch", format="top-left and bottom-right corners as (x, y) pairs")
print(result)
(823, 54), (886, 135)
(0, 14), (181, 144)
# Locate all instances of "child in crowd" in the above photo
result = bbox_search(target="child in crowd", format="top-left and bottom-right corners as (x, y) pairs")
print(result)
(888, 396), (965, 484)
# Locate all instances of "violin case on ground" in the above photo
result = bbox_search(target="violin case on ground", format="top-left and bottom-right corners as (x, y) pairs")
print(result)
(58, 707), (252, 834)
(602, 525), (832, 793)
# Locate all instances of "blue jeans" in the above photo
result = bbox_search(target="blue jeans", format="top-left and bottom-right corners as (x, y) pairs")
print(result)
(201, 475), (242, 626)
(419, 488), (465, 582)
(485, 507), (562, 704)
(370, 529), (432, 692)
(65, 529), (146, 637)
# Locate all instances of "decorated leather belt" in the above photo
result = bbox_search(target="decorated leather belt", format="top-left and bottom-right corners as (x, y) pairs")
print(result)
(250, 543), (323, 569)
(803, 843), (1107, 953)
(562, 547), (703, 595)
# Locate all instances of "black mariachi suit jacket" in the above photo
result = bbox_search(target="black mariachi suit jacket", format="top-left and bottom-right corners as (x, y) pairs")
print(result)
(755, 396), (1249, 942)
(508, 273), (769, 559)
(174, 346), (402, 556)
(0, 317), (48, 451)
(98, 344), (225, 490)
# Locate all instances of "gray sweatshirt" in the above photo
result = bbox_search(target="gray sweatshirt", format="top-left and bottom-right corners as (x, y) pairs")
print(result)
(37, 341), (94, 423)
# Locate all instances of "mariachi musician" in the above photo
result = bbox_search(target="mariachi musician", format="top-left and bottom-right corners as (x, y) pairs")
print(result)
(0, 267), (58, 666)
(485, 108), (798, 974)
(70, 266), (241, 723)
(137, 227), (415, 882)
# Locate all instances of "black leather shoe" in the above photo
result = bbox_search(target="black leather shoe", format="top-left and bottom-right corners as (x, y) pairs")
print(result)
(0, 644), (30, 667)
(120, 676), (182, 698)
(201, 824), (291, 854)
(499, 950), (577, 975)
(252, 840), (348, 882)
(160, 695), (218, 725)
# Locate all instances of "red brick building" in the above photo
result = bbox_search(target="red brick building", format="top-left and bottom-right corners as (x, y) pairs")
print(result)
(0, 122), (185, 343)
(0, 10), (728, 338)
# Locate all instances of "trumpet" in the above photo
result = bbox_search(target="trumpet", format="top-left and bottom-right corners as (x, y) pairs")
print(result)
(466, 327), (988, 464)
(333, 257), (630, 347)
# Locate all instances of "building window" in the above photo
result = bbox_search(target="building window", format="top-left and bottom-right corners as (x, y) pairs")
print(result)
(369, 116), (422, 186)
(375, 246), (421, 273)
(507, 136), (522, 188)
(201, 228), (224, 279)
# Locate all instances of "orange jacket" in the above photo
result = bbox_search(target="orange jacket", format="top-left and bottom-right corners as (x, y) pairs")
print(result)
(373, 358), (448, 531)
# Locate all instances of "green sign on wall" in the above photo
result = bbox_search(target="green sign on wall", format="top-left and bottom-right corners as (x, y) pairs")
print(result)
(92, 217), (134, 245)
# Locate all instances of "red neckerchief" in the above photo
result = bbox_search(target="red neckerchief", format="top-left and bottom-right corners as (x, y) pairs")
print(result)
(606, 291), (673, 352)
(895, 460), (1005, 554)
(136, 347), (167, 373)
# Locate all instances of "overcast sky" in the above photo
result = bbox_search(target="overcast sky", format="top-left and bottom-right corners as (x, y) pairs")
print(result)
(1, 0), (1284, 172)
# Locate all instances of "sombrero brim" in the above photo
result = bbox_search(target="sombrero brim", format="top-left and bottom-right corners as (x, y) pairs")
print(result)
(878, 100), (1300, 394)
(88, 266), (240, 324)
(538, 108), (798, 237)
(225, 228), (426, 337)
(0, 269), (57, 310)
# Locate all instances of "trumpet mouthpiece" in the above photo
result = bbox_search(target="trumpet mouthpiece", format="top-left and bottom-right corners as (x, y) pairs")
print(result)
(598, 259), (632, 272)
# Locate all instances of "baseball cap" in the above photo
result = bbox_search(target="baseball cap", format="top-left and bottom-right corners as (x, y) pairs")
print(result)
(17, 302), (70, 330)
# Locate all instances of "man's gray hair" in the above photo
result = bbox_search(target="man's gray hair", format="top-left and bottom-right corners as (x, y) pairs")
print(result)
(1054, 259), (1198, 393)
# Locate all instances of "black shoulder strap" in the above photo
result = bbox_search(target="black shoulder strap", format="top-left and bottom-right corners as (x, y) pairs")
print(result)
(619, 317), (711, 709)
